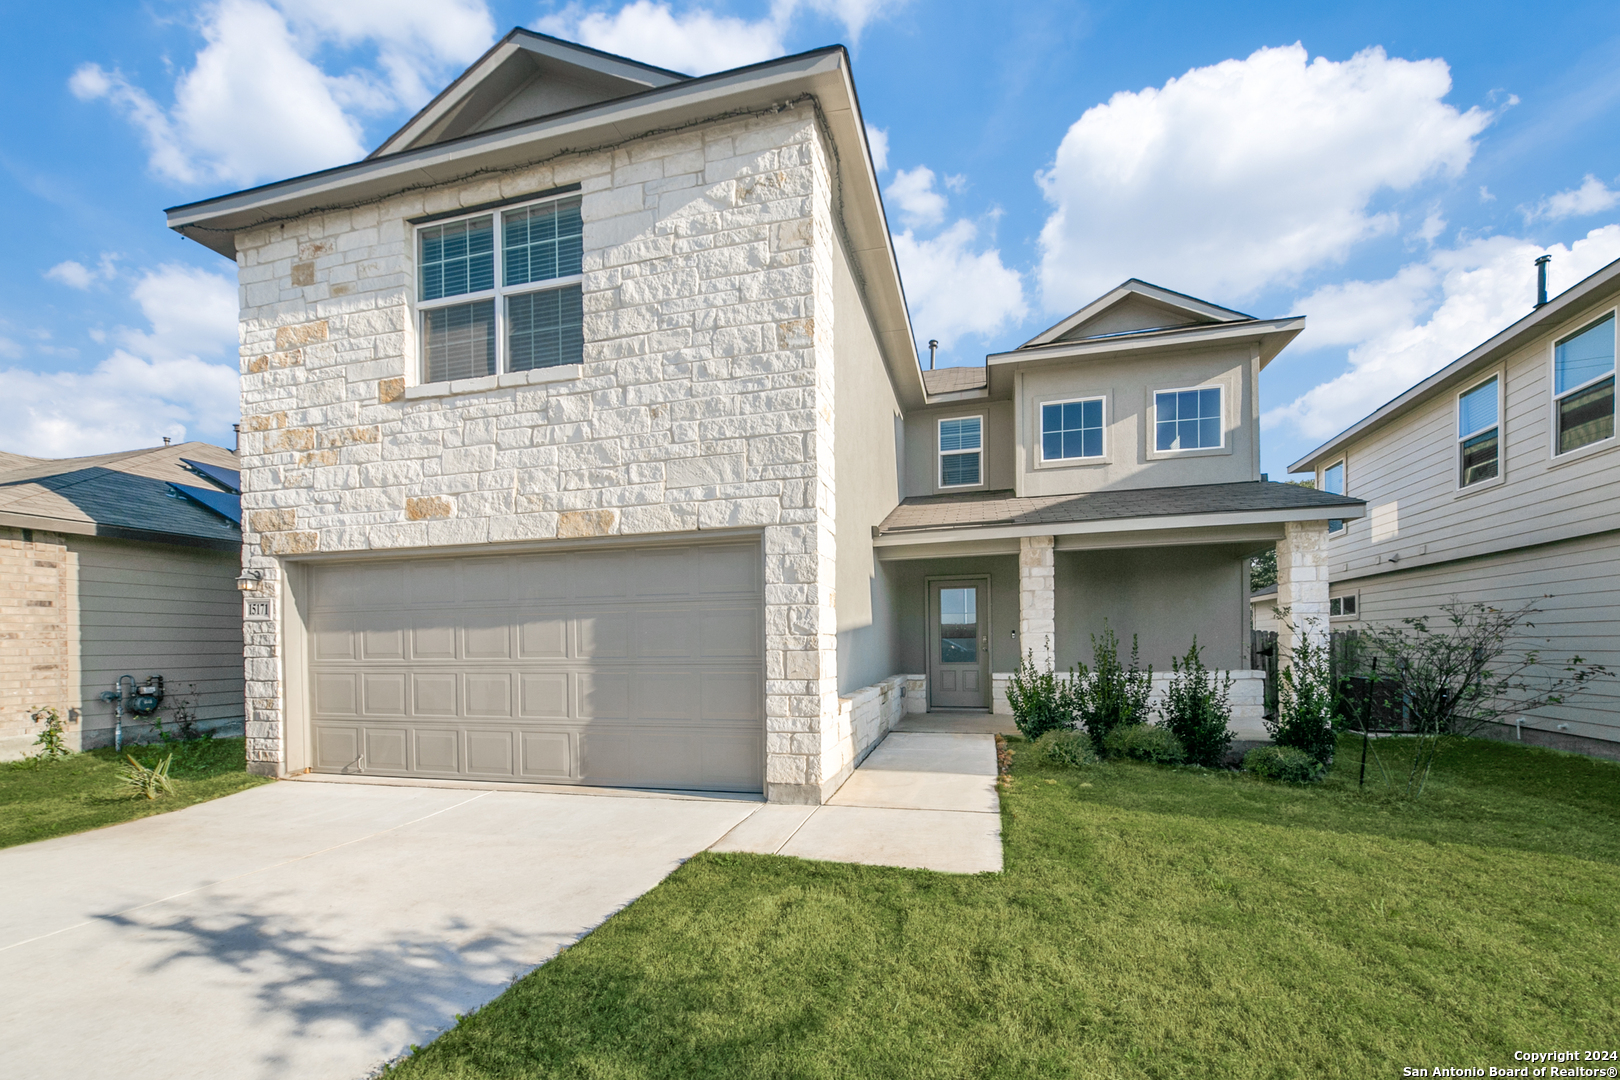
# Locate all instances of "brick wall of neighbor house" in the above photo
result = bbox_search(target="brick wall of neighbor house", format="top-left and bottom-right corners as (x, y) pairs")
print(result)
(233, 104), (851, 801)
(0, 529), (80, 760)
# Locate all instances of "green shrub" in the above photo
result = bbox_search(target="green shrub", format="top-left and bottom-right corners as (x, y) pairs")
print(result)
(1269, 628), (1338, 764)
(1075, 623), (1153, 751)
(1033, 728), (1097, 768)
(1101, 723), (1186, 765)
(117, 753), (176, 800)
(1159, 638), (1235, 767)
(1243, 744), (1327, 784)
(1006, 648), (1082, 741)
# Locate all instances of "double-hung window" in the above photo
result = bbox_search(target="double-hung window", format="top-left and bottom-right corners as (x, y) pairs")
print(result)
(939, 416), (983, 488)
(416, 195), (584, 385)
(1553, 312), (1616, 455)
(1154, 386), (1223, 451)
(1323, 459), (1346, 533)
(1457, 376), (1500, 487)
(1040, 397), (1104, 461)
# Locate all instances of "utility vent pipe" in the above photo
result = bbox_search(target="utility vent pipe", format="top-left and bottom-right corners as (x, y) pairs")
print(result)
(928, 339), (939, 370)
(1535, 254), (1551, 307)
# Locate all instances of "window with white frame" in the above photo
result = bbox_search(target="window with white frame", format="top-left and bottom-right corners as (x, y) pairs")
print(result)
(1154, 386), (1223, 451)
(938, 416), (982, 487)
(1040, 397), (1104, 461)
(1322, 459), (1346, 533)
(416, 195), (584, 384)
(1457, 375), (1500, 487)
(1329, 594), (1357, 618)
(1553, 312), (1616, 455)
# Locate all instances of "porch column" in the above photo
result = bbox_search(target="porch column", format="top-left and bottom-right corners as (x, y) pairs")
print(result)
(1019, 535), (1056, 671)
(1275, 520), (1330, 665)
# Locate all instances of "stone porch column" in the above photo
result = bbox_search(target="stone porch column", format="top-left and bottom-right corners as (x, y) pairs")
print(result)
(1019, 535), (1056, 671)
(1275, 520), (1330, 666)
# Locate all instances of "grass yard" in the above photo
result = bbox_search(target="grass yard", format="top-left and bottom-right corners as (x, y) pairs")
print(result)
(0, 737), (270, 849)
(386, 734), (1620, 1079)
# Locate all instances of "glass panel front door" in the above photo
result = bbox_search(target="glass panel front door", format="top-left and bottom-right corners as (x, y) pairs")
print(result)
(930, 579), (988, 708)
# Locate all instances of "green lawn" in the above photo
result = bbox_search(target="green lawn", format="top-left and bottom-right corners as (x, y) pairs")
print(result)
(0, 737), (270, 849)
(386, 735), (1620, 1079)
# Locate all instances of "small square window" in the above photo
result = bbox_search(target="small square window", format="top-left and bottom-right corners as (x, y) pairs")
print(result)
(1040, 398), (1104, 461)
(939, 417), (982, 488)
(1155, 387), (1222, 451)
(1330, 595), (1357, 618)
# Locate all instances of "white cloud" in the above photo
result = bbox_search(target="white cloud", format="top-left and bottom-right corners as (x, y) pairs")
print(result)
(1267, 224), (1620, 443)
(1523, 174), (1620, 224)
(536, 0), (900, 76)
(0, 265), (240, 457)
(1036, 43), (1492, 310)
(894, 219), (1027, 354)
(72, 0), (495, 186)
(865, 123), (888, 173)
(44, 253), (119, 290)
(886, 165), (948, 228)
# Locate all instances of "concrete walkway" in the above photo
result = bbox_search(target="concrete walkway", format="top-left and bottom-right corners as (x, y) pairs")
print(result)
(0, 781), (755, 1080)
(711, 730), (1004, 874)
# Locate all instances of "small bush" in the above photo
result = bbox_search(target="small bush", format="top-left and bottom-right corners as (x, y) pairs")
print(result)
(1076, 623), (1153, 750)
(1033, 728), (1098, 768)
(1243, 745), (1327, 784)
(1269, 628), (1338, 764)
(1006, 648), (1080, 741)
(1102, 723), (1186, 765)
(118, 753), (176, 800)
(1159, 638), (1235, 767)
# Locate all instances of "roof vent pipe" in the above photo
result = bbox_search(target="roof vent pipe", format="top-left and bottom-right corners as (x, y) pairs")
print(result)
(928, 339), (939, 370)
(1535, 254), (1551, 308)
(162, 436), (171, 447)
(233, 423), (240, 453)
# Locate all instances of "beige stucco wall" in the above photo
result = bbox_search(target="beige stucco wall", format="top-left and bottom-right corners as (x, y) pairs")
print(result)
(233, 103), (876, 801)
(832, 233), (903, 694)
(1014, 341), (1261, 497)
(885, 554), (1022, 676)
(0, 529), (79, 760)
(901, 399), (1016, 498)
(1054, 544), (1250, 671)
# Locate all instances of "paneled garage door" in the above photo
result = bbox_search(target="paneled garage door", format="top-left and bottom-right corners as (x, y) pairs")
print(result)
(305, 540), (763, 792)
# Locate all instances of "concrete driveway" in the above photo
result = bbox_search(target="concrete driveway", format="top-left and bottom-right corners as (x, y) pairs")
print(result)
(0, 780), (756, 1080)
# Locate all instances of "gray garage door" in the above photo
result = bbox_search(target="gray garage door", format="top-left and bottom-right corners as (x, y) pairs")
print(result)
(305, 540), (764, 792)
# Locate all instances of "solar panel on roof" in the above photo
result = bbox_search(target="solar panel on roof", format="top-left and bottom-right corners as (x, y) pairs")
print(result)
(167, 482), (242, 526)
(179, 458), (241, 494)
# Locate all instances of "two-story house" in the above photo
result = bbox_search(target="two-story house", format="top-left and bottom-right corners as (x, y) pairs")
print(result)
(165, 30), (1361, 803)
(1293, 255), (1620, 758)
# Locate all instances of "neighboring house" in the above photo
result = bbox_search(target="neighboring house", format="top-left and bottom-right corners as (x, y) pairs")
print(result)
(0, 442), (245, 759)
(1293, 255), (1620, 758)
(165, 31), (1362, 802)
(1250, 583), (1279, 635)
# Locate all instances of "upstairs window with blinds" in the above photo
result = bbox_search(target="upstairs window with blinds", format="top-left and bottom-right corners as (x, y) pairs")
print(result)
(1457, 376), (1500, 488)
(1554, 312), (1615, 455)
(939, 416), (983, 488)
(417, 195), (585, 385)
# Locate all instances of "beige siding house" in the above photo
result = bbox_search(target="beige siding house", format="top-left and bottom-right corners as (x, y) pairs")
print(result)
(166, 31), (1360, 801)
(0, 443), (245, 758)
(1293, 256), (1620, 756)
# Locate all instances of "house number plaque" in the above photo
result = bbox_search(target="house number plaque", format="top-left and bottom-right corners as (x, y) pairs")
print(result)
(245, 600), (273, 620)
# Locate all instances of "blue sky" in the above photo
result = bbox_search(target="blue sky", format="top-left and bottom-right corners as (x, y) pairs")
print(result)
(4, 0), (1620, 477)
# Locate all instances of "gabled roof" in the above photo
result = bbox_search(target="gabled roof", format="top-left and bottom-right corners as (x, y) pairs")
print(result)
(1021, 279), (1254, 349)
(0, 442), (242, 550)
(371, 29), (687, 160)
(921, 366), (988, 397)
(1291, 255), (1620, 474)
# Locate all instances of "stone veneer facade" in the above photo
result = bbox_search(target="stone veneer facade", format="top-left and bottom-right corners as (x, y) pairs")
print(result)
(0, 530), (79, 759)
(234, 104), (852, 802)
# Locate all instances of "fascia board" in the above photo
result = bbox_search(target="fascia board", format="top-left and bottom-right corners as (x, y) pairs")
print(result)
(1289, 256), (1620, 474)
(988, 317), (1305, 368)
(872, 501), (1366, 548)
(0, 510), (239, 551)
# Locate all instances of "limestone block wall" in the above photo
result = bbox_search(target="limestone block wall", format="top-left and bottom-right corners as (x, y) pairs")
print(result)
(0, 530), (80, 760)
(828, 673), (907, 784)
(232, 104), (846, 800)
(1276, 520), (1331, 666)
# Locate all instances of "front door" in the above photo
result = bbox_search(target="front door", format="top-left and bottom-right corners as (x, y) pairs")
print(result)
(928, 579), (989, 709)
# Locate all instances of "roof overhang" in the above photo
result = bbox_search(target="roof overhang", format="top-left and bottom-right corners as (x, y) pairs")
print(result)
(0, 510), (240, 552)
(1021, 279), (1255, 348)
(1291, 254), (1620, 474)
(165, 45), (926, 410)
(873, 499), (1364, 549)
